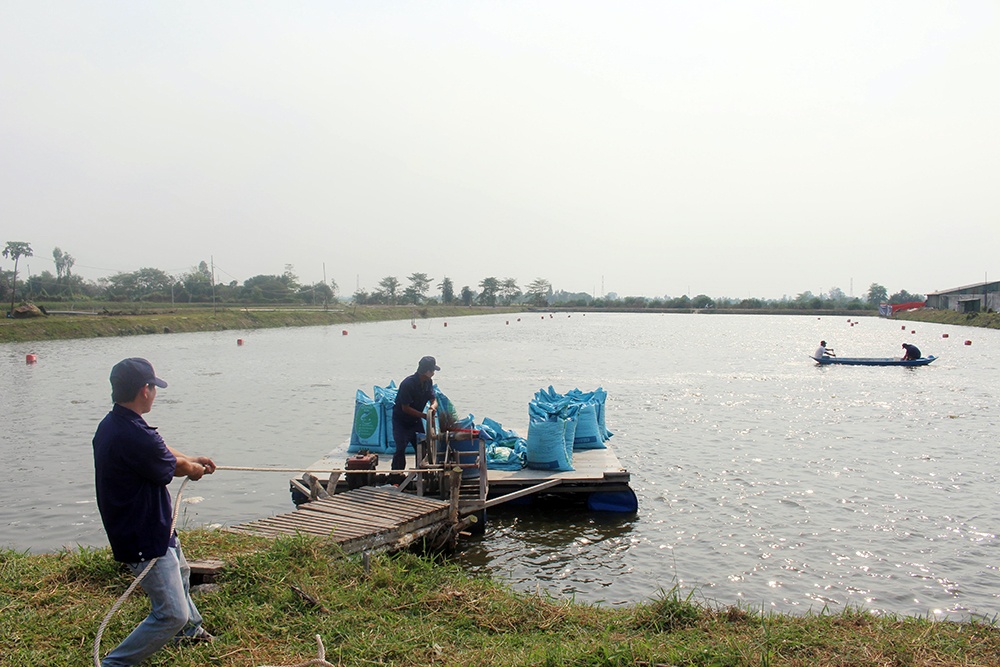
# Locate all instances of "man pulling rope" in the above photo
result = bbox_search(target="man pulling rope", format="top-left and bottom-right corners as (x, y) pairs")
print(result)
(92, 358), (216, 667)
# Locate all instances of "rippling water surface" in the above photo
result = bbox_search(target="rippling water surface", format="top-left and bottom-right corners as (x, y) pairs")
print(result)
(2, 313), (997, 619)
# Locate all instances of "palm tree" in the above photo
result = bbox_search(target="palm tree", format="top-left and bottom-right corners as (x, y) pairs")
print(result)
(378, 276), (400, 305)
(477, 277), (499, 307)
(3, 241), (33, 312)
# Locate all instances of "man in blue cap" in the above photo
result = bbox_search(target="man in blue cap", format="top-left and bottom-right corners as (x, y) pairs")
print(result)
(93, 357), (217, 666)
(391, 355), (439, 473)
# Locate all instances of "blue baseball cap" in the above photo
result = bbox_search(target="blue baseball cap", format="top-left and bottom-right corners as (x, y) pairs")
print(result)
(418, 356), (440, 372)
(111, 357), (167, 396)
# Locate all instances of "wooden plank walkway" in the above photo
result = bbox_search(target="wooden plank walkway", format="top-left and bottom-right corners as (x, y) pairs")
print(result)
(225, 486), (451, 555)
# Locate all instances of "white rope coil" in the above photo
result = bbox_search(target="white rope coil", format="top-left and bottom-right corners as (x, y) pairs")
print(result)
(258, 635), (336, 667)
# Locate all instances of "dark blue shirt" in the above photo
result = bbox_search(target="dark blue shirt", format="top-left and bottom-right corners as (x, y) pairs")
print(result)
(392, 373), (435, 429)
(93, 404), (177, 562)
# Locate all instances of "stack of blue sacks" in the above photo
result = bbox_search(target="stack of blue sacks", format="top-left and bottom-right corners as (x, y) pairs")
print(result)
(525, 386), (612, 472)
(348, 382), (471, 457)
(347, 383), (610, 473)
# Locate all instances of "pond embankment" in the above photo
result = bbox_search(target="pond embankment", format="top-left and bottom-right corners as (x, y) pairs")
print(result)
(0, 304), (523, 344)
(892, 308), (1000, 329)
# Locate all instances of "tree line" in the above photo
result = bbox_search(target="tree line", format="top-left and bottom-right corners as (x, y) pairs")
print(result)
(3, 240), (922, 312)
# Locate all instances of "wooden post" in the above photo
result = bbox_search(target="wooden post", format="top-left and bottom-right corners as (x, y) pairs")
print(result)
(416, 440), (425, 497)
(325, 471), (342, 495)
(478, 437), (488, 501)
(448, 467), (461, 525)
(303, 473), (330, 500)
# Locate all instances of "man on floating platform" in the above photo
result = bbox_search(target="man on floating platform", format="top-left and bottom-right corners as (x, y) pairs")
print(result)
(93, 357), (217, 666)
(391, 355), (440, 476)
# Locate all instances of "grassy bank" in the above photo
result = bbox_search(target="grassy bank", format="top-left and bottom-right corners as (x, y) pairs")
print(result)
(0, 305), (523, 344)
(3, 531), (998, 667)
(892, 308), (1000, 329)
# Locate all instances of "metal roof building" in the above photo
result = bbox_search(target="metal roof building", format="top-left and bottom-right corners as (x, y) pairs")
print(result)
(925, 281), (1000, 313)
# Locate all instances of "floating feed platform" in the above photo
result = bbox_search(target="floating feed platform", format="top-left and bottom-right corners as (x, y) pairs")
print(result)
(301, 440), (636, 514)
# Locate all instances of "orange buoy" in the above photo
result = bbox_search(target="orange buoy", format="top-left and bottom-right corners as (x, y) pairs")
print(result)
(342, 330), (348, 336)
(965, 340), (972, 346)
(237, 339), (243, 346)
(26, 353), (37, 364)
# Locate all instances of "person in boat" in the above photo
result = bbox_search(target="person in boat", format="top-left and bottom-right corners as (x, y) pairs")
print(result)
(814, 340), (835, 360)
(901, 343), (922, 361)
(391, 355), (440, 474)
(93, 358), (217, 666)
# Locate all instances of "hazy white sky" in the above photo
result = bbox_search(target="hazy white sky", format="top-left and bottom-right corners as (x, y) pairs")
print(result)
(2, 1), (997, 300)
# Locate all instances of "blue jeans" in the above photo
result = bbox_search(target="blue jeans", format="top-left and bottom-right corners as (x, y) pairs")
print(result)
(392, 424), (423, 470)
(102, 542), (204, 666)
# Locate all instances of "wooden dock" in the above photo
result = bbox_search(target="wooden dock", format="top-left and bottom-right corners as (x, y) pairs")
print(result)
(225, 486), (456, 554)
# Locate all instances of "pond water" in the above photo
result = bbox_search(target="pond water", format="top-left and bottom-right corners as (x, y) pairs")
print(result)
(2, 312), (998, 620)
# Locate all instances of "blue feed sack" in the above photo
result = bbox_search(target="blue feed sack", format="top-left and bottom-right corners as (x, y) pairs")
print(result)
(349, 389), (385, 452)
(526, 419), (574, 471)
(563, 417), (578, 455)
(572, 403), (606, 450)
(435, 387), (460, 427)
(486, 439), (527, 470)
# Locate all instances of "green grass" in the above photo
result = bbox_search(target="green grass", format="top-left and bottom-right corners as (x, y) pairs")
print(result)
(893, 308), (1000, 329)
(0, 304), (523, 343)
(3, 530), (999, 666)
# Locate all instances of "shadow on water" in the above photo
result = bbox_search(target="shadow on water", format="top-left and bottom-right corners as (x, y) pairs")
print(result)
(455, 499), (639, 602)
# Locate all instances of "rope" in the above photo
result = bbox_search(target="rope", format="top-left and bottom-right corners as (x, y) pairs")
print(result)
(216, 465), (444, 474)
(93, 477), (190, 667)
(258, 635), (336, 667)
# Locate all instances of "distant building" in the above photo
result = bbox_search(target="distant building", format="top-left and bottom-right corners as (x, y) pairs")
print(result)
(925, 281), (1000, 313)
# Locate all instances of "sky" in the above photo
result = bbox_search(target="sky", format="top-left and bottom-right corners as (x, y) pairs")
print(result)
(2, 1), (998, 301)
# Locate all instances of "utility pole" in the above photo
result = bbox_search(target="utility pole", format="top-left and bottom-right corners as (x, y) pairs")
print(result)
(211, 256), (216, 315)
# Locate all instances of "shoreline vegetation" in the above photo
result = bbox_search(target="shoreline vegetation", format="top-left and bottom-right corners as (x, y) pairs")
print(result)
(0, 304), (523, 344)
(2, 303), (996, 345)
(4, 531), (1000, 667)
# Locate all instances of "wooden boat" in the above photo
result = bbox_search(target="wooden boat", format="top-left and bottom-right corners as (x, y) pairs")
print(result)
(813, 355), (936, 367)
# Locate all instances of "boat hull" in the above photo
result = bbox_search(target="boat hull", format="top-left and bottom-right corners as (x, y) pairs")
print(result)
(815, 355), (936, 367)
